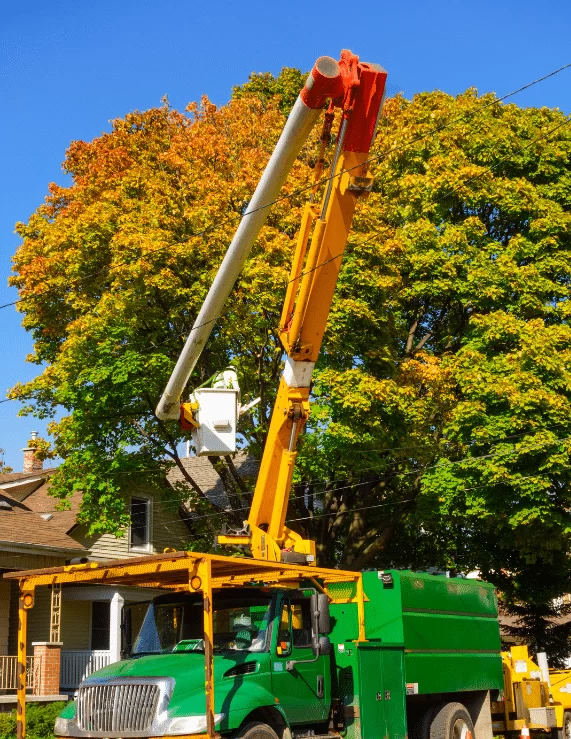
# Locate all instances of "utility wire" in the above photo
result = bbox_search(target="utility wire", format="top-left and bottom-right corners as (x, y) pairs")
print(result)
(284, 114), (571, 289)
(4, 458), (567, 557)
(4, 102), (569, 407)
(0, 452), (567, 567)
(3, 417), (566, 499)
(6, 430), (571, 526)
(7, 85), (568, 333)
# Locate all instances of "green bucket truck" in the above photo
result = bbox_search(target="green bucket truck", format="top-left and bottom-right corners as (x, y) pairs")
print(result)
(57, 569), (502, 739)
(8, 556), (502, 739)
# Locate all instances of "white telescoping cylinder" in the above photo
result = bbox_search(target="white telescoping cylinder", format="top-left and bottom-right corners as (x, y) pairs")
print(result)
(156, 58), (340, 420)
(537, 652), (551, 686)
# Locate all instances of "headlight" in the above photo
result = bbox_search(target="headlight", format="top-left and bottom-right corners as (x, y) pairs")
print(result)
(54, 717), (70, 736)
(163, 713), (224, 735)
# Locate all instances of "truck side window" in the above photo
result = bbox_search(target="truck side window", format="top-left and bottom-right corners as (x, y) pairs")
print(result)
(278, 599), (312, 655)
(278, 600), (293, 656)
(291, 600), (312, 648)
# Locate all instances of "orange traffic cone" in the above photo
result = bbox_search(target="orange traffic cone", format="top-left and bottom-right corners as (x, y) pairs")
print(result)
(521, 723), (530, 739)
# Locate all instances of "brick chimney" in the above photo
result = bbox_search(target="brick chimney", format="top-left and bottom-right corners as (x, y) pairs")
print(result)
(22, 431), (43, 473)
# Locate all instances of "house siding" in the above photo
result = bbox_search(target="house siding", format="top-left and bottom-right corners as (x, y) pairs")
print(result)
(9, 582), (52, 653)
(0, 552), (65, 571)
(73, 528), (132, 561)
(151, 494), (190, 552)
(61, 601), (91, 650)
(73, 488), (190, 560)
(26, 586), (52, 651)
(8, 582), (17, 654)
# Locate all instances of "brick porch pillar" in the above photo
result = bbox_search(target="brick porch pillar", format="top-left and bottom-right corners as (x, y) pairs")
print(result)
(32, 642), (62, 695)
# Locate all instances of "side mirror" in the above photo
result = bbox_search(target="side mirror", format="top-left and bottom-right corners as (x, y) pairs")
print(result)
(310, 593), (331, 635)
(311, 634), (332, 657)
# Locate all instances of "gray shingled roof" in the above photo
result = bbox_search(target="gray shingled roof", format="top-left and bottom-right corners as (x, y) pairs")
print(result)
(167, 452), (259, 509)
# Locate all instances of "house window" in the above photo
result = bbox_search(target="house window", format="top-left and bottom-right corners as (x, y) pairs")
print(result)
(130, 496), (151, 550)
(91, 601), (110, 650)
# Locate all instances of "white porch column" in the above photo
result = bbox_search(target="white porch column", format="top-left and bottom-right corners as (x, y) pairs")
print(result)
(109, 592), (125, 663)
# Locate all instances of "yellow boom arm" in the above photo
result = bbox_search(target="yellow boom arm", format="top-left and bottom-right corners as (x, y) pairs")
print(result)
(219, 51), (387, 563)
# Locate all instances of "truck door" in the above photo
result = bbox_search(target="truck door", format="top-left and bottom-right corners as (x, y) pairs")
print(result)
(271, 595), (330, 726)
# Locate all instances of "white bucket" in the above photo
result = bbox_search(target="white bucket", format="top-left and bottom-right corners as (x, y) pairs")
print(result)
(191, 388), (239, 456)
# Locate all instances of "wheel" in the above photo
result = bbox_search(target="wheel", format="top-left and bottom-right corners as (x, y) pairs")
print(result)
(429, 702), (475, 739)
(233, 722), (281, 739)
(553, 710), (571, 739)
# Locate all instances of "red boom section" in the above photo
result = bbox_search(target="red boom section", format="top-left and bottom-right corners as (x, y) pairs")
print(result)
(303, 49), (388, 153)
(337, 49), (388, 153)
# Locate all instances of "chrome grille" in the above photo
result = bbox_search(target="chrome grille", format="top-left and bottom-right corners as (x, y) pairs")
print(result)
(77, 682), (160, 733)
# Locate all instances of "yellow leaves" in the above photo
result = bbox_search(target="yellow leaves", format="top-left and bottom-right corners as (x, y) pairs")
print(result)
(401, 351), (447, 386)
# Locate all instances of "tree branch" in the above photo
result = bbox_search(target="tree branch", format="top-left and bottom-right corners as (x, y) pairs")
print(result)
(405, 305), (425, 356)
(224, 454), (250, 494)
(132, 418), (204, 497)
(207, 455), (247, 509)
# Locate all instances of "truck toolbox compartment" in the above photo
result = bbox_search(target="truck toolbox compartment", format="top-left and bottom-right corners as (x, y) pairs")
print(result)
(362, 571), (503, 695)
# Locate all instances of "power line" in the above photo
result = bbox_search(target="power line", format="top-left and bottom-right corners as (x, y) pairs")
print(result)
(5, 429), (571, 529)
(287, 497), (417, 523)
(2, 416), (565, 500)
(1, 453), (567, 564)
(2, 456), (567, 557)
(286, 114), (571, 289)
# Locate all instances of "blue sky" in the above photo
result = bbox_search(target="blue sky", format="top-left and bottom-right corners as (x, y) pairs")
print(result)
(1, 0), (570, 470)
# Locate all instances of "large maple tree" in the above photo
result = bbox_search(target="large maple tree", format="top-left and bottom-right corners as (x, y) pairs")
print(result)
(10, 71), (571, 653)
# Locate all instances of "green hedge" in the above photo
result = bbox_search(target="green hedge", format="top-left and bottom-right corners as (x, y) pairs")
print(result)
(0, 701), (68, 739)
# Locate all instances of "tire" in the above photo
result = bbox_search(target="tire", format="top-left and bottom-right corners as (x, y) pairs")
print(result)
(553, 710), (571, 739)
(234, 722), (281, 739)
(429, 702), (475, 739)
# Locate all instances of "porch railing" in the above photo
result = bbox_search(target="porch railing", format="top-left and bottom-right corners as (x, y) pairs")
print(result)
(60, 650), (112, 689)
(0, 656), (40, 694)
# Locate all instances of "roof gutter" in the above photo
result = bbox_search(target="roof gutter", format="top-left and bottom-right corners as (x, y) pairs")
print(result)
(0, 541), (89, 557)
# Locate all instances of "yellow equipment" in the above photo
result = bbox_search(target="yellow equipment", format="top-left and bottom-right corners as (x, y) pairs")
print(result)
(491, 646), (566, 735)
(218, 68), (387, 561)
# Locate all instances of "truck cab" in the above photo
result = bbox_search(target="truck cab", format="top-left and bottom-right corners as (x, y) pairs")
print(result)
(55, 586), (333, 738)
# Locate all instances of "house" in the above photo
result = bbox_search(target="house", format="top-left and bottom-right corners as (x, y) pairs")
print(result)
(0, 434), (256, 699)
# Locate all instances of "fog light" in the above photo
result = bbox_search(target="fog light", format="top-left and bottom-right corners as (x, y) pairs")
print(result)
(54, 717), (70, 735)
(164, 713), (224, 735)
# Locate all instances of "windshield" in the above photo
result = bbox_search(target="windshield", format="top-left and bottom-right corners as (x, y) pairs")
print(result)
(130, 593), (272, 656)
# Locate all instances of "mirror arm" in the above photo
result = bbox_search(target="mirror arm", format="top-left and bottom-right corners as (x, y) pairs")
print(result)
(282, 589), (331, 670)
(285, 645), (320, 672)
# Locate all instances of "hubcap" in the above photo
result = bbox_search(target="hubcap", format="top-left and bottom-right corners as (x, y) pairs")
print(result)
(452, 718), (472, 739)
